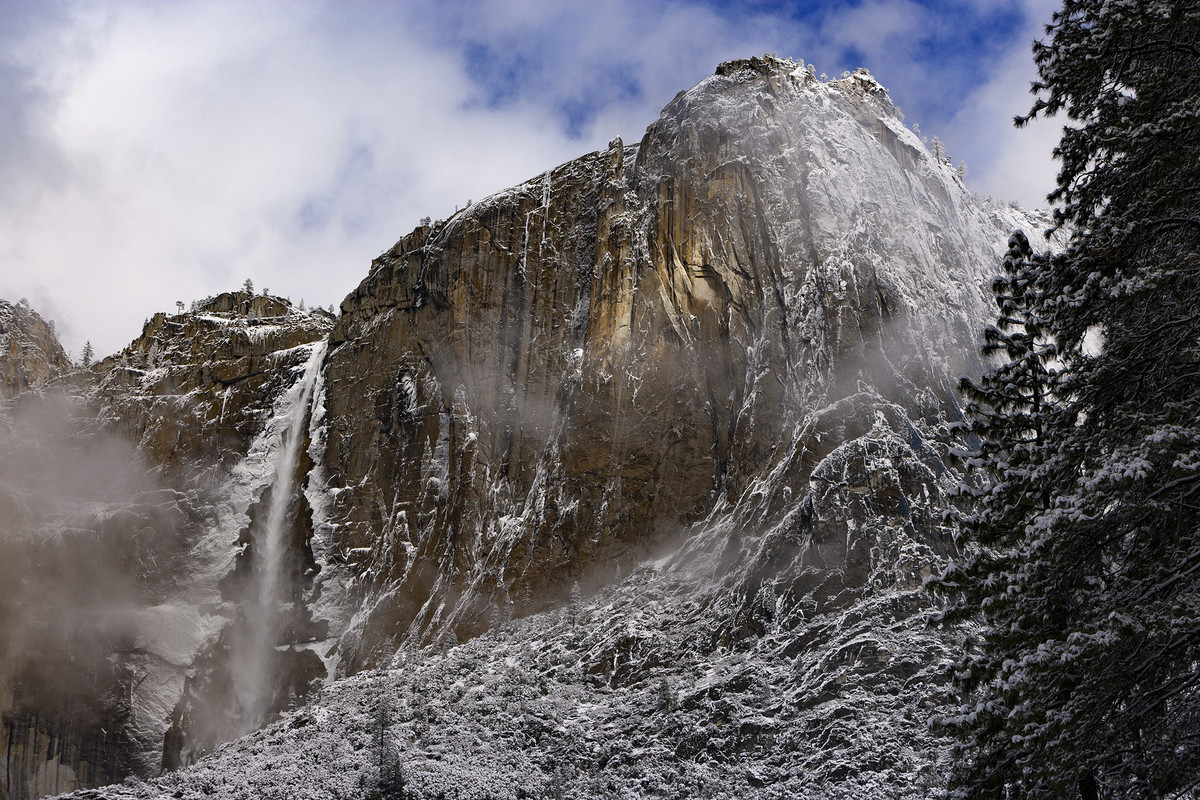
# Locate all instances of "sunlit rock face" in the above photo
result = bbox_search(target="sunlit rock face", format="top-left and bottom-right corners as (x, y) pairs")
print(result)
(321, 56), (1040, 665)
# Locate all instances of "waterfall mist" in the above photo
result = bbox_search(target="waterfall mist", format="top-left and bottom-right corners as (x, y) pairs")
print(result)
(0, 391), (191, 794)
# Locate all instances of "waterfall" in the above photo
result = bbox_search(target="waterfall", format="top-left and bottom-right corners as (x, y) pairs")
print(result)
(233, 340), (327, 732)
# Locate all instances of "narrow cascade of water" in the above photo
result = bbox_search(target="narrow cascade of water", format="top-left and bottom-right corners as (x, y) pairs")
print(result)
(235, 340), (327, 732)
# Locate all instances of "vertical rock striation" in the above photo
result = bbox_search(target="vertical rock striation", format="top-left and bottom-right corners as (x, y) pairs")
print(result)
(320, 57), (1046, 665)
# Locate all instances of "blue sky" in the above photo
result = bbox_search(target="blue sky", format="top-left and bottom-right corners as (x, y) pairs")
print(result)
(0, 0), (1060, 357)
(452, 1), (1029, 138)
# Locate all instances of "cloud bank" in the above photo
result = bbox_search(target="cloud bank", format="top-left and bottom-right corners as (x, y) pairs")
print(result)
(0, 0), (1062, 357)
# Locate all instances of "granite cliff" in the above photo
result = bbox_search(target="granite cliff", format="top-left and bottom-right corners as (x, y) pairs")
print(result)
(0, 300), (70, 401)
(3, 56), (1053, 798)
(319, 58), (1038, 666)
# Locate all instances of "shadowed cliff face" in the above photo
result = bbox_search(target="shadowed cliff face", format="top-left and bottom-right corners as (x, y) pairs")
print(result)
(0, 295), (335, 799)
(321, 57), (1045, 666)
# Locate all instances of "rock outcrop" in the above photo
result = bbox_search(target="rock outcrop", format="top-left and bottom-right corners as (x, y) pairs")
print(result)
(93, 291), (335, 476)
(0, 299), (70, 400)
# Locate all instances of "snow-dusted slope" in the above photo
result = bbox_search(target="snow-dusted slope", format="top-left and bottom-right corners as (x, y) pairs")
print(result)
(50, 564), (959, 799)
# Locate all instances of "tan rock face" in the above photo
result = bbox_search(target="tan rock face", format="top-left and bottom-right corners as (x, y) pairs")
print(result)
(320, 57), (1043, 666)
(324, 148), (624, 658)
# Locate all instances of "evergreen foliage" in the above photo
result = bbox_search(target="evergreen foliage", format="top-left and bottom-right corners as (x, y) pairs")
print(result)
(935, 1), (1200, 796)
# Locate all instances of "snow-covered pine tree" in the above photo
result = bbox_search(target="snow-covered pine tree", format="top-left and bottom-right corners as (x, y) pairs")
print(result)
(936, 1), (1200, 796)
(933, 230), (1061, 795)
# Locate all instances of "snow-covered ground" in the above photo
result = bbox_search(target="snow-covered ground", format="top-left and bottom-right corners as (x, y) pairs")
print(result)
(54, 551), (957, 800)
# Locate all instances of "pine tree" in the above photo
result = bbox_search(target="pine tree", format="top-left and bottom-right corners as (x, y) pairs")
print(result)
(960, 230), (1055, 464)
(934, 231), (1061, 796)
(930, 135), (947, 163)
(372, 699), (406, 799)
(655, 676), (676, 712)
(79, 340), (94, 369)
(934, 1), (1200, 796)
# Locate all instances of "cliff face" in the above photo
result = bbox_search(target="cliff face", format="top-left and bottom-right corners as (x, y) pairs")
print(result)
(0, 295), (334, 799)
(320, 58), (1039, 665)
(0, 300), (70, 401)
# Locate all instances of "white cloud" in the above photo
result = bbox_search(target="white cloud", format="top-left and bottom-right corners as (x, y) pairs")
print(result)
(947, 49), (1062, 209)
(820, 0), (927, 57)
(0, 0), (1066, 357)
(1, 1), (583, 356)
(942, 0), (1062, 209)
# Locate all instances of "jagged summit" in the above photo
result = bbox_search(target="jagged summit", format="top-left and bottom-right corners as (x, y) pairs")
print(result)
(93, 290), (334, 473)
(713, 55), (897, 106)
